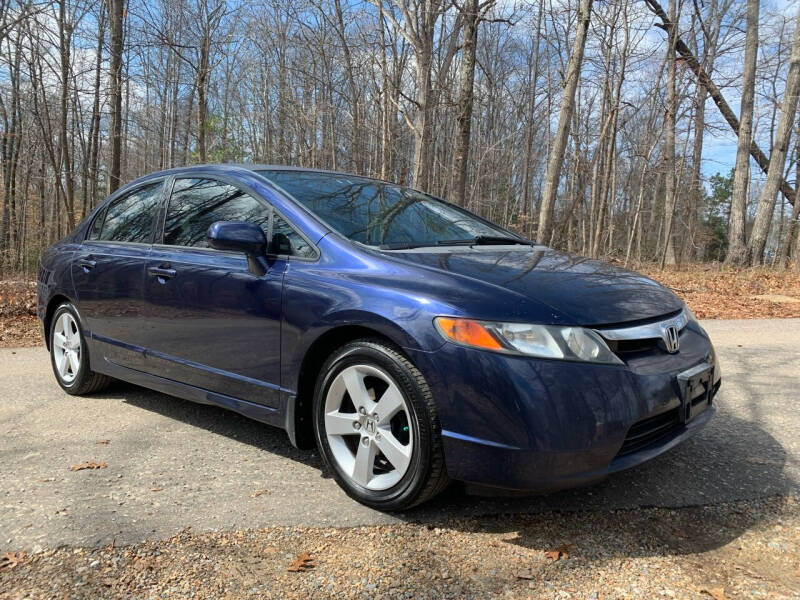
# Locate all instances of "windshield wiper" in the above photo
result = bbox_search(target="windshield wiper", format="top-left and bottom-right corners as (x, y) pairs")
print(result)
(378, 235), (532, 250)
(435, 235), (533, 247)
(377, 241), (431, 250)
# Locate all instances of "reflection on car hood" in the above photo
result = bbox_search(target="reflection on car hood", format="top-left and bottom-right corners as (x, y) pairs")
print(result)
(387, 246), (683, 326)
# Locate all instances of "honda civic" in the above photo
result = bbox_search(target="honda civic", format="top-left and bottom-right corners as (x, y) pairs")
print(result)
(37, 164), (721, 510)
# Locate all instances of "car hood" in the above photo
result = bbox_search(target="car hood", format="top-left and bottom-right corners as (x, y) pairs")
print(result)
(386, 246), (683, 326)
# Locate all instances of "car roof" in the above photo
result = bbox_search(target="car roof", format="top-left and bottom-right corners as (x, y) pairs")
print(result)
(134, 163), (391, 186)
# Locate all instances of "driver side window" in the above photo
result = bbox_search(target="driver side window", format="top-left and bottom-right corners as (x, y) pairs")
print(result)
(163, 178), (270, 248)
(162, 177), (316, 258)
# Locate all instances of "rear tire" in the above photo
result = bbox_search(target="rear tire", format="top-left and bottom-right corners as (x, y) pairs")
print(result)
(49, 303), (112, 395)
(313, 339), (448, 510)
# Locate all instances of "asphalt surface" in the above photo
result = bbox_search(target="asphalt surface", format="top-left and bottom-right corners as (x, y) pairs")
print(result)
(1, 319), (798, 550)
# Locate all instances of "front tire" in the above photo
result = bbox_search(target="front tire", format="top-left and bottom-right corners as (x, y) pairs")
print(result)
(49, 303), (112, 395)
(313, 339), (448, 510)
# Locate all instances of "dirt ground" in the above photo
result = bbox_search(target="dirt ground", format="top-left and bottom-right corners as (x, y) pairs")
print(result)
(3, 265), (800, 347)
(1, 497), (798, 600)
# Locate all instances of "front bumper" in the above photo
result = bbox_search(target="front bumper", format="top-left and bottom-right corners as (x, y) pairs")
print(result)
(406, 320), (720, 491)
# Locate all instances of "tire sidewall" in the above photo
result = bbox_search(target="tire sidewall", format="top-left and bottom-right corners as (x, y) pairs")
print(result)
(313, 342), (434, 509)
(49, 303), (90, 393)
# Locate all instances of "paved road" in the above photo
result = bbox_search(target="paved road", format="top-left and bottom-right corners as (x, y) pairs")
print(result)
(1, 319), (798, 550)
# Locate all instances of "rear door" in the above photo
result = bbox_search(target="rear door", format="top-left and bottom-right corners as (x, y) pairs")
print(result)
(71, 181), (165, 370)
(141, 176), (301, 408)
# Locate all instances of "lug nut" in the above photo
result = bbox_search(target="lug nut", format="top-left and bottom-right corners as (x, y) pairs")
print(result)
(353, 421), (361, 430)
(376, 433), (382, 441)
(358, 407), (367, 415)
(361, 436), (370, 446)
(373, 413), (379, 421)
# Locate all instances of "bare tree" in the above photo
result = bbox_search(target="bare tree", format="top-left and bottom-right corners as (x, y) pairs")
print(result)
(108, 0), (124, 193)
(658, 0), (678, 268)
(536, 0), (593, 244)
(726, 0), (758, 265)
(747, 5), (800, 265)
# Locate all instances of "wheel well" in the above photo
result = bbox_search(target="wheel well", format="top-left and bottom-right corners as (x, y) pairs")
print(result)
(292, 325), (399, 450)
(43, 294), (71, 351)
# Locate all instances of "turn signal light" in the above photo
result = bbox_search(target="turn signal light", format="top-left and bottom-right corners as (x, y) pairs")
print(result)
(434, 317), (503, 350)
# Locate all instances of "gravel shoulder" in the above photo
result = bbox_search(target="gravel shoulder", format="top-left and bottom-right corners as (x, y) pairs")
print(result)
(2, 497), (798, 599)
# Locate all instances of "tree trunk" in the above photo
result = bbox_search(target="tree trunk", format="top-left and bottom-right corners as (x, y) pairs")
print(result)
(412, 38), (434, 192)
(520, 4), (544, 218)
(659, 0), (678, 268)
(777, 138), (800, 266)
(87, 2), (105, 210)
(536, 0), (593, 244)
(747, 6), (800, 265)
(726, 0), (759, 265)
(451, 0), (480, 207)
(108, 0), (124, 193)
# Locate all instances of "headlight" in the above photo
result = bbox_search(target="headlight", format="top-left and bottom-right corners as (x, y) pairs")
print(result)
(434, 317), (622, 364)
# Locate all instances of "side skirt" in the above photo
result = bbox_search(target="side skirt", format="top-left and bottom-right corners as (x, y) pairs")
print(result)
(95, 357), (285, 430)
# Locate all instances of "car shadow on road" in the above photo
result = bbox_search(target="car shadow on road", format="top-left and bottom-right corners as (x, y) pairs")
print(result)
(109, 380), (793, 559)
(104, 380), (327, 471)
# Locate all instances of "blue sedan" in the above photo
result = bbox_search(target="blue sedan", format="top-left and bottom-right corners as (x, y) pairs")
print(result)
(37, 164), (721, 510)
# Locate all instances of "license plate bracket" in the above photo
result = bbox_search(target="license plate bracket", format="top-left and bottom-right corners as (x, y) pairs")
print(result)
(676, 362), (714, 424)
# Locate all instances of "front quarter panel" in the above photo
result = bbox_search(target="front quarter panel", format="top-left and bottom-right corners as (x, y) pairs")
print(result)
(280, 239), (462, 394)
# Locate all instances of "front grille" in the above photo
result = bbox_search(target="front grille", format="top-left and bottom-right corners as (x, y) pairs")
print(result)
(597, 309), (690, 361)
(616, 407), (682, 457)
(605, 337), (660, 355)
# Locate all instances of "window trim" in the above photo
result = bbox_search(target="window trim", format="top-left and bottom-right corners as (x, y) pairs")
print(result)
(158, 173), (320, 261)
(83, 177), (169, 245)
(86, 205), (107, 241)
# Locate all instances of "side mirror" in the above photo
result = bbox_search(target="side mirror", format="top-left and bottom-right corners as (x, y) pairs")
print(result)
(207, 221), (268, 276)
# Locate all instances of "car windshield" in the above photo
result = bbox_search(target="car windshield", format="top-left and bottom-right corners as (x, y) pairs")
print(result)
(257, 170), (523, 248)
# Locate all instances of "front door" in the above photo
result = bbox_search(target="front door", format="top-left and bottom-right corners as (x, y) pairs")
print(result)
(141, 177), (284, 408)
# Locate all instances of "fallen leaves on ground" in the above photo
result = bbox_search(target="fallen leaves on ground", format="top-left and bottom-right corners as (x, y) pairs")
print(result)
(0, 280), (41, 347)
(639, 264), (800, 319)
(251, 489), (269, 498)
(745, 456), (783, 466)
(670, 526), (689, 539)
(150, 487), (163, 492)
(96, 439), (110, 445)
(70, 461), (107, 471)
(0, 315), (41, 347)
(287, 552), (315, 572)
(700, 587), (729, 600)
(0, 551), (27, 571)
(544, 544), (575, 562)
(0, 280), (37, 317)
(513, 569), (536, 580)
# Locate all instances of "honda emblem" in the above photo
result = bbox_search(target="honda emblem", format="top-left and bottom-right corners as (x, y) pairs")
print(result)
(664, 325), (680, 353)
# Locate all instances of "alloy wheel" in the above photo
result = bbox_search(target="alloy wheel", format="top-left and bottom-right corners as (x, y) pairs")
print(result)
(52, 312), (82, 384)
(324, 364), (414, 491)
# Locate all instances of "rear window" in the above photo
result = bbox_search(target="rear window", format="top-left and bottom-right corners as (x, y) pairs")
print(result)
(95, 182), (163, 243)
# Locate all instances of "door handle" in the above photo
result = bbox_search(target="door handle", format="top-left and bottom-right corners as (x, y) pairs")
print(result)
(147, 266), (177, 279)
(77, 257), (96, 271)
